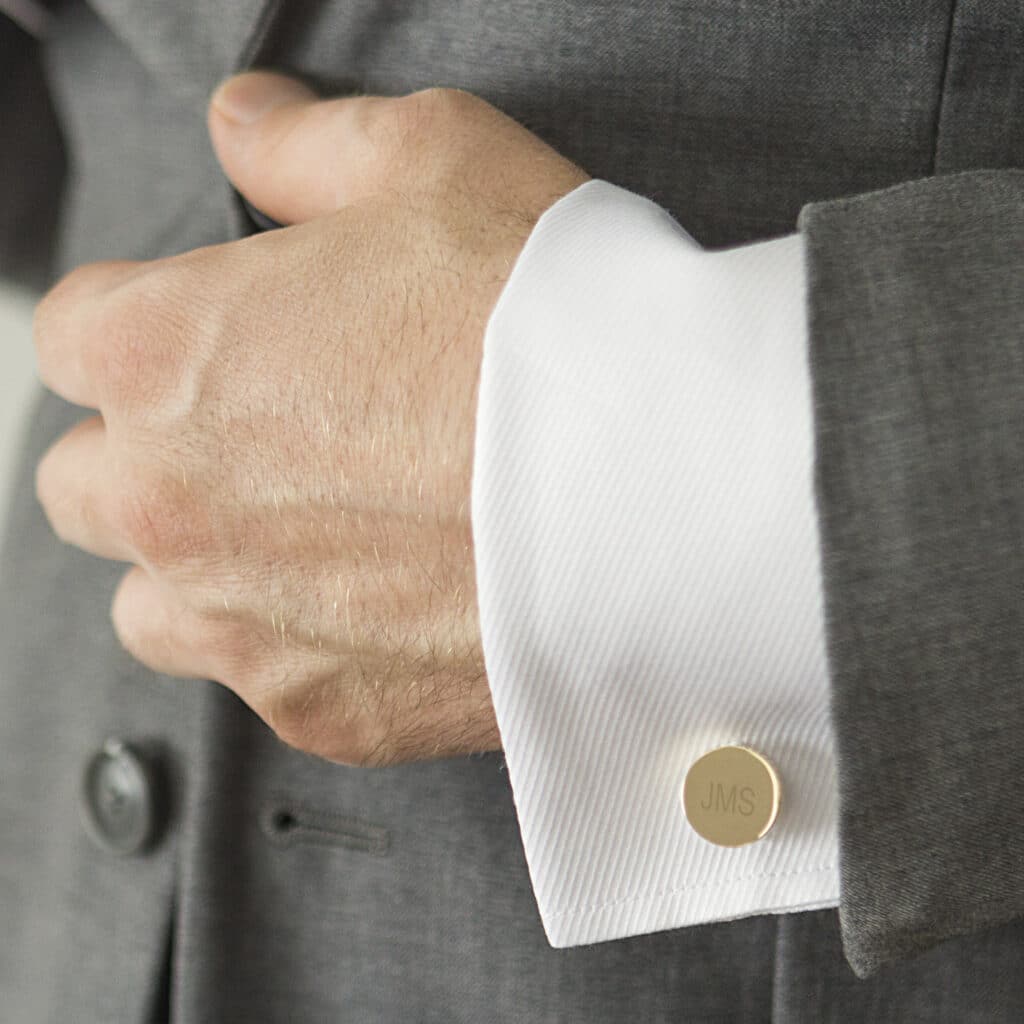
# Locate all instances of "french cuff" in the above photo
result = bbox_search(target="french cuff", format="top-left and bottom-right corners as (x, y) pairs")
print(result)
(472, 179), (840, 947)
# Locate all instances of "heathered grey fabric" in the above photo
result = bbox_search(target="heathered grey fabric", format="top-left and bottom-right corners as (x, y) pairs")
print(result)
(799, 169), (1024, 978)
(1, 0), (1023, 1019)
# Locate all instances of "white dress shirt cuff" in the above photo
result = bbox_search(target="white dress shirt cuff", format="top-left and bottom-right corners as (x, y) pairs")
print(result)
(472, 179), (839, 947)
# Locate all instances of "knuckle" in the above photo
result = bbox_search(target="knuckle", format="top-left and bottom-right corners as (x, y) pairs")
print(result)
(94, 313), (179, 411)
(361, 89), (457, 163)
(382, 88), (478, 187)
(397, 88), (444, 141)
(349, 95), (402, 163)
(86, 263), (194, 409)
(193, 606), (263, 682)
(115, 468), (200, 566)
(410, 85), (474, 118)
(34, 261), (177, 406)
(87, 318), (148, 406)
(115, 482), (165, 562)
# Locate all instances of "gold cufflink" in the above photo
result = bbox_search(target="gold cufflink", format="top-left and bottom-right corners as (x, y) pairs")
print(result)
(682, 745), (781, 847)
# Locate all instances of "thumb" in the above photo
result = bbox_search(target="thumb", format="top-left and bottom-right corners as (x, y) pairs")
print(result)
(208, 70), (367, 225)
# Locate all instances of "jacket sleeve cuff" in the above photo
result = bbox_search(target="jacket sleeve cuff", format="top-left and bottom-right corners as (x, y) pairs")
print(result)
(798, 170), (1024, 978)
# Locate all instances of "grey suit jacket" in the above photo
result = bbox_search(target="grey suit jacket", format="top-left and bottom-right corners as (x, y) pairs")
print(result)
(1, 1), (1022, 1020)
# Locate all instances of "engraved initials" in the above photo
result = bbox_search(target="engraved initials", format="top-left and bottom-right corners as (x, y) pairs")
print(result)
(699, 782), (756, 816)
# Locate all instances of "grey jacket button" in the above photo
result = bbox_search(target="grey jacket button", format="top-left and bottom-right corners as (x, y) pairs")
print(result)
(81, 739), (162, 855)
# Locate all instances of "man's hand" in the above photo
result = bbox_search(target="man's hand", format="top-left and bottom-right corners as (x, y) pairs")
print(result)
(33, 71), (590, 766)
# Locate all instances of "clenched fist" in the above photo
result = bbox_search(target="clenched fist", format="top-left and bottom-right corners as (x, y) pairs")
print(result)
(34, 71), (590, 766)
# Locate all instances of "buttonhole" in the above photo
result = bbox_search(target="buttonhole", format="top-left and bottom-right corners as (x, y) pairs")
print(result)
(260, 798), (390, 856)
(270, 809), (296, 833)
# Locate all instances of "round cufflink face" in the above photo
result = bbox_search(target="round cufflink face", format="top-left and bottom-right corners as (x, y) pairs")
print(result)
(682, 745), (781, 847)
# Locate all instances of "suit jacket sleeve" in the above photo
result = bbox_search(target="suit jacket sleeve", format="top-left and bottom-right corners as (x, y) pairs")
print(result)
(798, 168), (1024, 978)
(0, 15), (65, 293)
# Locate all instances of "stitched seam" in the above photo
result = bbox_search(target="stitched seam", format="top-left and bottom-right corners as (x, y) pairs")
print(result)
(928, 0), (960, 175)
(546, 864), (837, 920)
(285, 823), (388, 854)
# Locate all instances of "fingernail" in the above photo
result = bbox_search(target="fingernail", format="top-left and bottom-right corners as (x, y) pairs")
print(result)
(211, 72), (314, 125)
